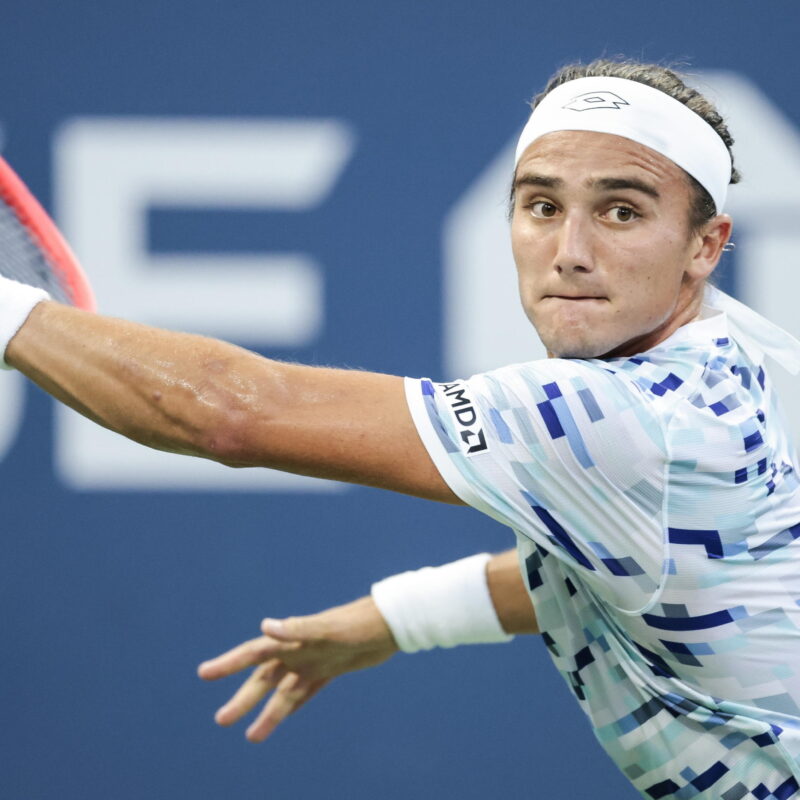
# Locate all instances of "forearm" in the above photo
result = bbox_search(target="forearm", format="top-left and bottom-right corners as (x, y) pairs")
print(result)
(486, 550), (538, 634)
(7, 301), (285, 462)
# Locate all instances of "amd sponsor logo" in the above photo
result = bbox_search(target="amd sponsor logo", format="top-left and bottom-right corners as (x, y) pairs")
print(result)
(437, 380), (489, 456)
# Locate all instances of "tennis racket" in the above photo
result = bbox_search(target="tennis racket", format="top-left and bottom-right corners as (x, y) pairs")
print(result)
(0, 154), (95, 311)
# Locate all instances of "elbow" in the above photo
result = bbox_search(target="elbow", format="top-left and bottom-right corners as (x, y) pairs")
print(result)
(193, 407), (270, 467)
(191, 372), (289, 467)
(133, 352), (290, 467)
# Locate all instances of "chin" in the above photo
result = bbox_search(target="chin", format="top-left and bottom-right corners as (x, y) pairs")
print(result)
(537, 329), (616, 360)
(549, 344), (608, 359)
(530, 309), (617, 360)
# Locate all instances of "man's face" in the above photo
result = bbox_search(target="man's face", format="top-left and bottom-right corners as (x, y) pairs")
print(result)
(511, 130), (709, 359)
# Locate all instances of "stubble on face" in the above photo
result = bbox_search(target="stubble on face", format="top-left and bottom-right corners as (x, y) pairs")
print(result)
(510, 131), (707, 360)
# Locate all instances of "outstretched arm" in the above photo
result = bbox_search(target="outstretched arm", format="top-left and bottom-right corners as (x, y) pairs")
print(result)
(7, 300), (457, 502)
(198, 549), (537, 742)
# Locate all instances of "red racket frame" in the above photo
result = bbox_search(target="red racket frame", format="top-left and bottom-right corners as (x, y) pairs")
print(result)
(0, 155), (95, 311)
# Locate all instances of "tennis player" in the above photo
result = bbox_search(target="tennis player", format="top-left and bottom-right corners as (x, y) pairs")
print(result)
(5, 58), (800, 798)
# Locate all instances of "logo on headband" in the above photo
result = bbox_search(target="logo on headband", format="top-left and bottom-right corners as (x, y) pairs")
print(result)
(563, 91), (629, 112)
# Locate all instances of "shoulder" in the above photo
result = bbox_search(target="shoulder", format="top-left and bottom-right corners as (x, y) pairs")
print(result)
(468, 355), (674, 426)
(452, 356), (673, 469)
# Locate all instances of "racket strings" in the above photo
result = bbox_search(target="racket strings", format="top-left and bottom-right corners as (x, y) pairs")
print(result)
(0, 194), (72, 304)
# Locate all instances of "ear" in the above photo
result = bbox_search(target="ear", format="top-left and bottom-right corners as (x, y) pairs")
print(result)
(686, 214), (733, 281)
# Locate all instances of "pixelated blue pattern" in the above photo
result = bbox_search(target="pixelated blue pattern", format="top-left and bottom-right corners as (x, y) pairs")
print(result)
(752, 776), (799, 799)
(643, 607), (746, 632)
(409, 308), (800, 797)
(538, 381), (594, 468)
(650, 372), (684, 397)
(577, 386), (604, 422)
(750, 523), (800, 561)
(489, 408), (513, 444)
(669, 528), (724, 559)
(528, 499), (595, 571)
(588, 540), (646, 576)
(537, 397), (564, 439)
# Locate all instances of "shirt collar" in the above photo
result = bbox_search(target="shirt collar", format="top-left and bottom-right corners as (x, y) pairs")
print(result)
(641, 286), (800, 374)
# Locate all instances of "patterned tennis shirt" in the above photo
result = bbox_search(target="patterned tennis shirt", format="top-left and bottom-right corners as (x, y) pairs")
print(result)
(406, 304), (800, 799)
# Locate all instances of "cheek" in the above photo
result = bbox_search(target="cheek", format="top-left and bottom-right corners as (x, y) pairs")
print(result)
(511, 225), (552, 278)
(510, 223), (530, 265)
(613, 244), (688, 320)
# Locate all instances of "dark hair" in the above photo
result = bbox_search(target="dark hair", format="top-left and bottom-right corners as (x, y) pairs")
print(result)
(513, 58), (740, 230)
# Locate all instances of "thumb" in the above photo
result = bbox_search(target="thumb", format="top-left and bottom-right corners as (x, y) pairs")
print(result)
(262, 616), (308, 641)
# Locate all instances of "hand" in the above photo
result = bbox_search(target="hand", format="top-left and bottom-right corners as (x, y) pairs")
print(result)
(197, 595), (398, 742)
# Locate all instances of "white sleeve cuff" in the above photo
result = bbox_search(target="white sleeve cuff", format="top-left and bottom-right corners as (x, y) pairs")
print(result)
(0, 276), (50, 369)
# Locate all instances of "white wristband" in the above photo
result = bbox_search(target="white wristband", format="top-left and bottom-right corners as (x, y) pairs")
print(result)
(371, 553), (514, 653)
(0, 276), (50, 369)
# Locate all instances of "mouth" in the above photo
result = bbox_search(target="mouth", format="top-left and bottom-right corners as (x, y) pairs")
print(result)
(544, 295), (607, 302)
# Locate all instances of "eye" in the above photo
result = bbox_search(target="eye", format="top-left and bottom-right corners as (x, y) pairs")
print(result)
(607, 205), (638, 223)
(529, 201), (559, 218)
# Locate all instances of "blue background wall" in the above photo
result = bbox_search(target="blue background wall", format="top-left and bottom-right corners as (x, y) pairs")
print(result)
(1, 3), (799, 798)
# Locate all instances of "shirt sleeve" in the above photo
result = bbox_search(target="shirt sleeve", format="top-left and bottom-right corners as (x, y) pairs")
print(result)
(405, 358), (670, 612)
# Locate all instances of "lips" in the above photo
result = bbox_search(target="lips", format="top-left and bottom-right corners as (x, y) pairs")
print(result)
(545, 295), (607, 301)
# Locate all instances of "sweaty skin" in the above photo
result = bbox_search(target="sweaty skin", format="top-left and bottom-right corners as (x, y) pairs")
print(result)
(511, 131), (730, 359)
(7, 132), (729, 503)
(5, 130), (731, 743)
(8, 303), (458, 502)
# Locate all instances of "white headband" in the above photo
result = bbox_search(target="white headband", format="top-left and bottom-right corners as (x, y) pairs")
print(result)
(515, 76), (732, 213)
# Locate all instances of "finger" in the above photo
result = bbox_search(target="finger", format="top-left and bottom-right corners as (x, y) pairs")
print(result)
(214, 659), (288, 726)
(261, 617), (300, 641)
(198, 635), (285, 680)
(275, 677), (330, 717)
(245, 672), (327, 742)
(262, 615), (323, 643)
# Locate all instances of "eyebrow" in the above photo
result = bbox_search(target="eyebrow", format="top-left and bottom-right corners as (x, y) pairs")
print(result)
(513, 174), (562, 191)
(513, 173), (660, 200)
(592, 177), (660, 200)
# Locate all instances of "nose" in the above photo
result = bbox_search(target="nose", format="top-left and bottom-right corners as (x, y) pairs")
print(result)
(554, 213), (594, 274)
